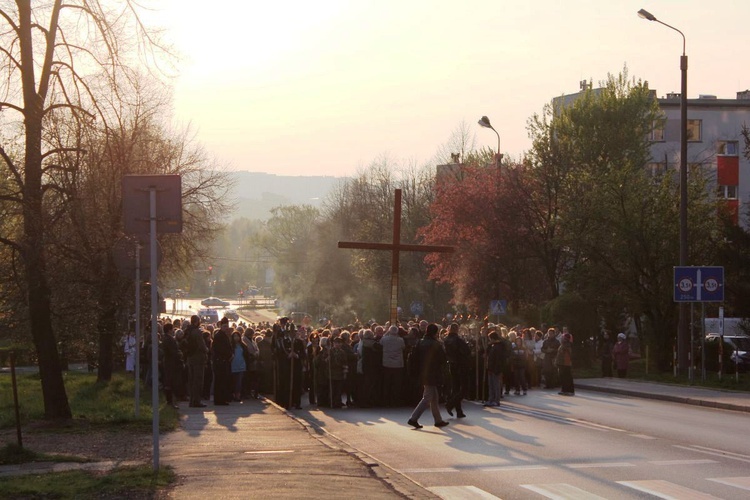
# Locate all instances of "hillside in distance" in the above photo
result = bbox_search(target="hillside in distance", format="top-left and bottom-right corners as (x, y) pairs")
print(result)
(227, 171), (346, 221)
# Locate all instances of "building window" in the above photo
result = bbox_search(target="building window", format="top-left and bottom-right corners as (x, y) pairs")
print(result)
(717, 140), (739, 156)
(717, 185), (738, 200)
(650, 121), (665, 141)
(646, 162), (665, 177)
(687, 119), (702, 141)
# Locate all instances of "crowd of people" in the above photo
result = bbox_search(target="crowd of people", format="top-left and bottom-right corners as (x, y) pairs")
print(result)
(123, 313), (579, 426)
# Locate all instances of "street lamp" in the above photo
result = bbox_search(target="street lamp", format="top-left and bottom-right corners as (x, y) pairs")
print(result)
(478, 115), (502, 169)
(638, 8), (689, 375)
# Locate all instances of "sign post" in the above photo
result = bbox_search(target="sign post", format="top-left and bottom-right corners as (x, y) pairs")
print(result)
(123, 175), (182, 472)
(673, 266), (724, 382)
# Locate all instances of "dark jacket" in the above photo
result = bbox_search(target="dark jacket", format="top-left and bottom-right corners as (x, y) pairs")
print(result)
(162, 334), (183, 389)
(212, 329), (233, 363)
(413, 336), (447, 386)
(486, 341), (505, 374)
(185, 324), (208, 362)
(444, 333), (471, 371)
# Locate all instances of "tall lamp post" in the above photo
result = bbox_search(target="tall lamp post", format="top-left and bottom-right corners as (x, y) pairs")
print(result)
(638, 8), (689, 375)
(478, 115), (502, 168)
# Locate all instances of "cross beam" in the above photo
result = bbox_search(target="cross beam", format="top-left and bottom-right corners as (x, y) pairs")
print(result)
(338, 189), (454, 323)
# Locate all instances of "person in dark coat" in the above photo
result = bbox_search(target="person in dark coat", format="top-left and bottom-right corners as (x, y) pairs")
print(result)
(273, 320), (306, 409)
(407, 323), (449, 429)
(161, 322), (182, 409)
(599, 331), (614, 378)
(542, 328), (560, 389)
(212, 317), (233, 406)
(201, 328), (213, 401)
(485, 331), (504, 406)
(612, 332), (630, 378)
(443, 322), (471, 418)
(359, 329), (382, 408)
(184, 315), (208, 408)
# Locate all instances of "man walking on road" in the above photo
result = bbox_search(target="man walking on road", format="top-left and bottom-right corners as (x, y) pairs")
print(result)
(408, 323), (449, 429)
(444, 322), (470, 418)
(185, 315), (207, 408)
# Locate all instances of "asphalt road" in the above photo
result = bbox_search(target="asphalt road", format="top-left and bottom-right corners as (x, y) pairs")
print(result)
(297, 389), (750, 499)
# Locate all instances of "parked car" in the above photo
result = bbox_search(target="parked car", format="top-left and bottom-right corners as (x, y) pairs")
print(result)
(224, 309), (239, 322)
(705, 333), (750, 372)
(201, 297), (230, 307)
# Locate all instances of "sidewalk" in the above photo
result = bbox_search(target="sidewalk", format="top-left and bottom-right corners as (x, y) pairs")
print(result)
(160, 398), (433, 499)
(576, 377), (750, 413)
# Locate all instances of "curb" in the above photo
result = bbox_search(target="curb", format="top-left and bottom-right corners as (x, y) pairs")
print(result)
(262, 397), (438, 499)
(575, 383), (750, 414)
(0, 460), (143, 478)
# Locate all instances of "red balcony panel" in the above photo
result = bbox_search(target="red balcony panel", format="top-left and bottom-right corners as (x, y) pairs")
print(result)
(717, 155), (739, 185)
(719, 199), (739, 225)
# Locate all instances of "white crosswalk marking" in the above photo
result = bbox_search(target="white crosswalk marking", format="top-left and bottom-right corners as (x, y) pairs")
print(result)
(708, 476), (750, 491)
(649, 459), (717, 466)
(428, 485), (501, 499)
(618, 480), (721, 499)
(520, 483), (607, 499)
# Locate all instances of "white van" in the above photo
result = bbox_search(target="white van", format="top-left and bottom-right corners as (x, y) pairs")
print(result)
(198, 308), (220, 325)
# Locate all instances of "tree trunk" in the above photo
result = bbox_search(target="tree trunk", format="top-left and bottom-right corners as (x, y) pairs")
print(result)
(23, 102), (72, 419)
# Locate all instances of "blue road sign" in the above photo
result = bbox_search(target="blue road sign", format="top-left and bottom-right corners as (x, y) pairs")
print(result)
(674, 266), (724, 302)
(490, 299), (508, 315)
(410, 301), (424, 316)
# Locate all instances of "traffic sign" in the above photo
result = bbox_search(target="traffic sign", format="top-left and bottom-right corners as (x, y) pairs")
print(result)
(490, 299), (507, 315)
(673, 266), (724, 302)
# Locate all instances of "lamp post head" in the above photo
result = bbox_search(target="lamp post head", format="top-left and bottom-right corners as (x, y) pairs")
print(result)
(478, 116), (493, 129)
(637, 8), (656, 21)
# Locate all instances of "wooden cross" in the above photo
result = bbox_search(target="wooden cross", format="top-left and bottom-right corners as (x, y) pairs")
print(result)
(338, 189), (455, 323)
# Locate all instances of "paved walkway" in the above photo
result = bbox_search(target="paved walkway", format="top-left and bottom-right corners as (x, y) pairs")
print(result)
(160, 398), (430, 499)
(576, 377), (750, 413)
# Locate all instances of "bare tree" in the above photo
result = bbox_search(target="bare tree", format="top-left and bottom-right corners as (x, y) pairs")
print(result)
(0, 0), (171, 418)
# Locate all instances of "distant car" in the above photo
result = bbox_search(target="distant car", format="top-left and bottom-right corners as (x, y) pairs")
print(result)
(201, 297), (230, 307)
(224, 309), (239, 322)
(198, 308), (220, 325)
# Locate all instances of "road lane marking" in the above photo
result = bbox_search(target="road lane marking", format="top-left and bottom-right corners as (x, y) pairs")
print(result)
(487, 404), (625, 432)
(481, 465), (550, 472)
(566, 462), (634, 468)
(404, 465), (548, 473)
(521, 483), (607, 499)
(674, 445), (750, 464)
(649, 459), (717, 466)
(243, 450), (295, 454)
(707, 476), (750, 491)
(618, 480), (721, 499)
(403, 467), (460, 473)
(428, 485), (501, 499)
(629, 433), (657, 439)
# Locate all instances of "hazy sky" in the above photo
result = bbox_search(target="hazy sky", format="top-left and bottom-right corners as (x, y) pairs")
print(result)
(159, 0), (750, 177)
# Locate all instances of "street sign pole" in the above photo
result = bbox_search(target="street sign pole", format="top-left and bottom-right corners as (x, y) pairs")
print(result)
(135, 241), (140, 418)
(150, 187), (160, 472)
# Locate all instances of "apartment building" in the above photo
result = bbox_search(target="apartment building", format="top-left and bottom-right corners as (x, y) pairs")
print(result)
(650, 91), (750, 227)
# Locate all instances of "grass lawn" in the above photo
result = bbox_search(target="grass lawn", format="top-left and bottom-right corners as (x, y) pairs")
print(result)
(0, 464), (175, 499)
(0, 370), (179, 495)
(0, 370), (179, 431)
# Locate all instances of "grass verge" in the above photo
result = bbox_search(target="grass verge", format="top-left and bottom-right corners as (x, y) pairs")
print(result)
(0, 370), (180, 431)
(0, 464), (175, 499)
